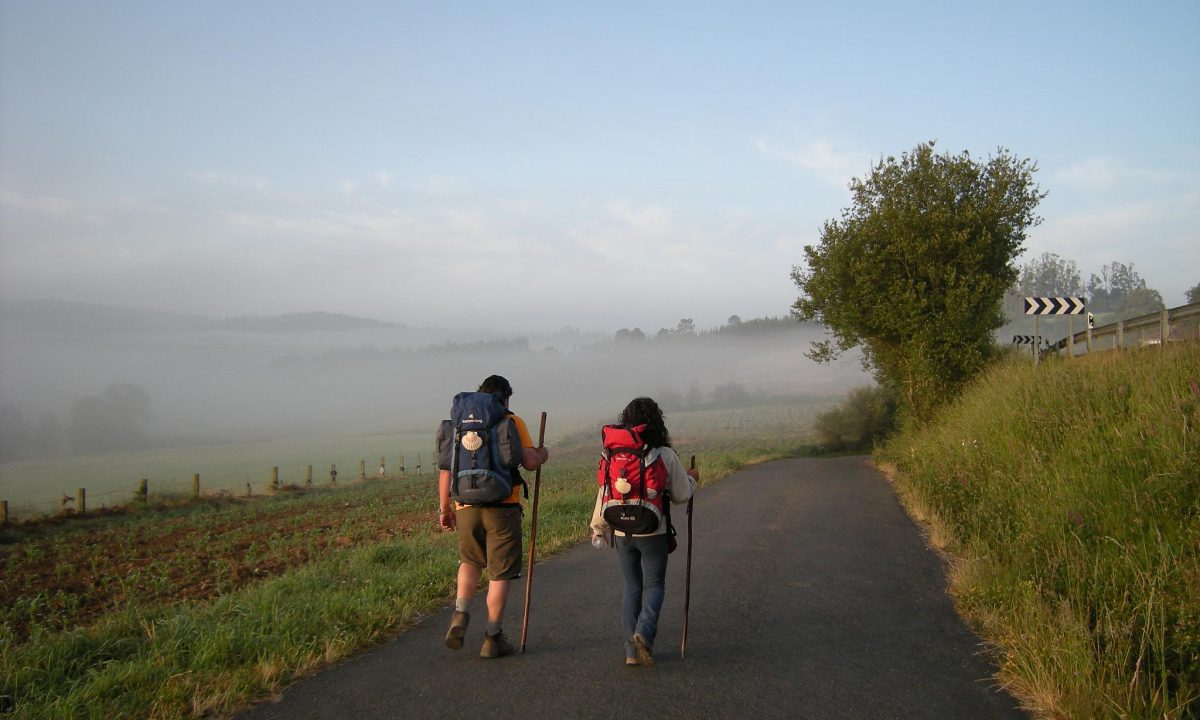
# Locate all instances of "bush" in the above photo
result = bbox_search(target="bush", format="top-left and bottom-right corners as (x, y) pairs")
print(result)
(813, 385), (896, 452)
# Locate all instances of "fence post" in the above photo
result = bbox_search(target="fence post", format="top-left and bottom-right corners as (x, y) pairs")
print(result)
(1, 500), (7, 526)
(306, 465), (313, 486)
(399, 454), (406, 475)
(330, 464), (338, 485)
(271, 466), (279, 491)
(1117, 320), (1125, 350)
(359, 460), (366, 481)
(77, 488), (86, 515)
(417, 453), (422, 476)
(139, 478), (149, 503)
(379, 456), (386, 477)
(1160, 310), (1169, 349)
(193, 473), (200, 497)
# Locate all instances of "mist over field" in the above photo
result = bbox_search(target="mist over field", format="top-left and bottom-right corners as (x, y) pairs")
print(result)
(0, 300), (869, 465)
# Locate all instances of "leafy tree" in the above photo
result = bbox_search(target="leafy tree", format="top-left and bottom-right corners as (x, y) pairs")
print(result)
(792, 142), (1045, 424)
(710, 382), (751, 407)
(1186, 282), (1199, 304)
(1116, 287), (1165, 320)
(726, 315), (743, 327)
(675, 318), (696, 337)
(812, 385), (896, 452)
(1018, 252), (1083, 297)
(68, 383), (153, 453)
(0, 405), (30, 462)
(1086, 261), (1146, 313)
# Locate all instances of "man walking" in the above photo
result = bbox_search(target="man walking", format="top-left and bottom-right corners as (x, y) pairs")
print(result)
(437, 375), (549, 658)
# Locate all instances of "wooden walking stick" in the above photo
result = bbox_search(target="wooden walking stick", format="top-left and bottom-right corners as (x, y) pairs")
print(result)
(519, 411), (548, 653)
(681, 454), (695, 658)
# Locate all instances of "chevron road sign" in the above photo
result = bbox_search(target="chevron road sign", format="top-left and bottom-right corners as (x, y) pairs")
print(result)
(1012, 335), (1046, 345)
(1024, 296), (1086, 315)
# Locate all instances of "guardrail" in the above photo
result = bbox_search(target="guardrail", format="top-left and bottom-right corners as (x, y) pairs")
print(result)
(1045, 301), (1200, 358)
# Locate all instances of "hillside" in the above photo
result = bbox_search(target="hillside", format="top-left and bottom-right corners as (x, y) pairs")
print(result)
(878, 343), (1199, 719)
(0, 299), (397, 335)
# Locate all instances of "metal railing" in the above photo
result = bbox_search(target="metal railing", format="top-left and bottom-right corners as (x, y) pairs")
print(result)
(1044, 302), (1200, 358)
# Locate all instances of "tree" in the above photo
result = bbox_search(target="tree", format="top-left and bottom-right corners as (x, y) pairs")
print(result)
(1185, 282), (1199, 304)
(1087, 261), (1146, 313)
(68, 383), (153, 453)
(675, 318), (696, 337)
(792, 141), (1045, 424)
(1116, 287), (1165, 320)
(1018, 252), (1083, 297)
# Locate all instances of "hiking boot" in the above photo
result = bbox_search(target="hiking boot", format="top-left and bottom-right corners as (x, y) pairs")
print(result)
(444, 611), (469, 650)
(632, 633), (654, 667)
(625, 656), (640, 667)
(479, 631), (515, 659)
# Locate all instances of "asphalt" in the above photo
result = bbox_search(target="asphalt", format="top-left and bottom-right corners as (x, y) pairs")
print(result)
(236, 456), (1029, 720)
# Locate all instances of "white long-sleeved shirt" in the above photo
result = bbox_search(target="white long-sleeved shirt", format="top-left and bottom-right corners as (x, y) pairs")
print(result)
(590, 445), (695, 538)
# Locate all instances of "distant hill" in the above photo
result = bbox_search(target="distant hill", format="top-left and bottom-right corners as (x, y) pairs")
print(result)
(222, 312), (397, 332)
(0, 300), (398, 335)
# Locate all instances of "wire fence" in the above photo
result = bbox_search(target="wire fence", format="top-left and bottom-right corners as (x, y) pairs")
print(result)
(1, 453), (428, 525)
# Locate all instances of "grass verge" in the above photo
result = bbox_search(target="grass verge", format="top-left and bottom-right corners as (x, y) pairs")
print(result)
(877, 343), (1200, 719)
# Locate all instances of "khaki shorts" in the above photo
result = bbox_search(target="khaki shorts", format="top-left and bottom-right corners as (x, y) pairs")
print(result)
(456, 504), (523, 580)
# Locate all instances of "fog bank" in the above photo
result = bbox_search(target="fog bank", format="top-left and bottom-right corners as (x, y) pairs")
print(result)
(0, 301), (869, 462)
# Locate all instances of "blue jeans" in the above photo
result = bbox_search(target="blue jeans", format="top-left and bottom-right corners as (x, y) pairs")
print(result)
(616, 534), (670, 656)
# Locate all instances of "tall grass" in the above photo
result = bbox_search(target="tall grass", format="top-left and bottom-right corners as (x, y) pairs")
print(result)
(878, 343), (1200, 719)
(1, 404), (819, 719)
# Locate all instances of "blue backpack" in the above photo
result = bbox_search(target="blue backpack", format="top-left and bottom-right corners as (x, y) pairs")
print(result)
(435, 391), (522, 505)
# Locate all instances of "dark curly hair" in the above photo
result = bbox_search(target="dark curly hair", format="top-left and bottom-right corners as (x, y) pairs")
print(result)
(477, 375), (513, 399)
(618, 397), (671, 448)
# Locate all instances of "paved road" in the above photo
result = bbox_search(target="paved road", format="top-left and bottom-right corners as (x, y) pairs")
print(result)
(238, 456), (1027, 720)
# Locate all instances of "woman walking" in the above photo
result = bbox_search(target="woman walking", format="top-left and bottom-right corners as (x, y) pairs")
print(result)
(591, 397), (698, 666)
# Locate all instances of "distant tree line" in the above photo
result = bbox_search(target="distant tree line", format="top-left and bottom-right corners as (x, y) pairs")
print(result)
(612, 315), (804, 343)
(0, 383), (153, 462)
(1010, 253), (1176, 322)
(653, 381), (768, 413)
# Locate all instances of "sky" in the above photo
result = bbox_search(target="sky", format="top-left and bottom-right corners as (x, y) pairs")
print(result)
(1, 0), (1197, 334)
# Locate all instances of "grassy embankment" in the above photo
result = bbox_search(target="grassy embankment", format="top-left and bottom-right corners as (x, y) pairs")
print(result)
(878, 343), (1199, 719)
(1, 401), (824, 719)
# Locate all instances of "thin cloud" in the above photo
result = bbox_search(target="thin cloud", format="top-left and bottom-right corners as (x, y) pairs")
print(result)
(754, 136), (868, 187)
(416, 176), (470, 196)
(191, 171), (268, 190)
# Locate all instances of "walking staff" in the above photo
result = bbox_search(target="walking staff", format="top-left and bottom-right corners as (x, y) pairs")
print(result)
(681, 454), (696, 658)
(519, 411), (548, 653)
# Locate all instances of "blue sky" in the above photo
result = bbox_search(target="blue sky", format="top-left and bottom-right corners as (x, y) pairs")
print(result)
(1, 1), (1197, 332)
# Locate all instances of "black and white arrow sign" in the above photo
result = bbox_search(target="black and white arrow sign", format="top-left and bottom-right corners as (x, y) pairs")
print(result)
(1012, 335), (1046, 345)
(1024, 297), (1086, 315)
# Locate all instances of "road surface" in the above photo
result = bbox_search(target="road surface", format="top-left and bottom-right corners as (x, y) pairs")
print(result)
(238, 456), (1027, 720)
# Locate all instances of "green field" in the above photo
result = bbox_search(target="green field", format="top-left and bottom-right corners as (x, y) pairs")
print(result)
(0, 398), (833, 520)
(0, 431), (438, 519)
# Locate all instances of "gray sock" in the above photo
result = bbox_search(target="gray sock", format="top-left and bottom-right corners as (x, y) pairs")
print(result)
(455, 598), (471, 614)
(486, 621), (502, 636)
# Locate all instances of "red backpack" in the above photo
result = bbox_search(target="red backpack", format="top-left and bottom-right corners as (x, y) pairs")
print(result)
(597, 424), (669, 534)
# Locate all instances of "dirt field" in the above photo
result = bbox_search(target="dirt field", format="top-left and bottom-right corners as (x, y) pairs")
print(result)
(1, 478), (428, 643)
